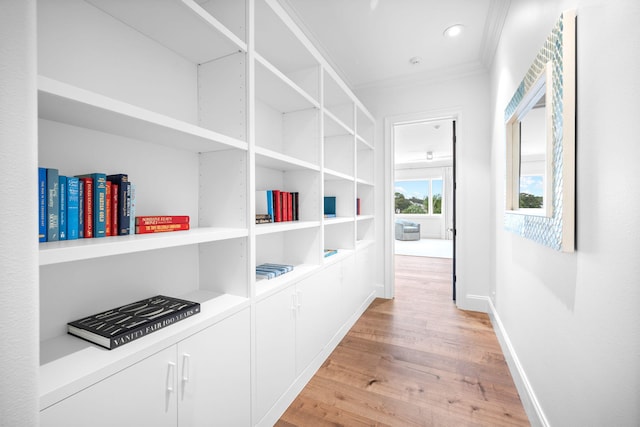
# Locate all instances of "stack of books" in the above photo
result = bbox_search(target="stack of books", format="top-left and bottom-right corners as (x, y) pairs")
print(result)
(135, 216), (190, 234)
(256, 263), (294, 280)
(38, 167), (135, 242)
(324, 249), (338, 258)
(256, 190), (299, 223)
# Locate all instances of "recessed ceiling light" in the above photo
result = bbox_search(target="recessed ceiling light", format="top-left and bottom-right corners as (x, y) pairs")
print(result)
(443, 24), (464, 38)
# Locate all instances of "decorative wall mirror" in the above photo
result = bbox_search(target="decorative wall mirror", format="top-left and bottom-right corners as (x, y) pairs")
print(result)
(504, 9), (576, 252)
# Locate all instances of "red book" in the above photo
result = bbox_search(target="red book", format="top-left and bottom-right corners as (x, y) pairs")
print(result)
(287, 192), (292, 221)
(135, 223), (190, 234)
(282, 192), (288, 222)
(111, 184), (119, 236)
(273, 190), (281, 222)
(105, 181), (112, 236)
(288, 192), (293, 221)
(135, 216), (190, 226)
(78, 177), (93, 238)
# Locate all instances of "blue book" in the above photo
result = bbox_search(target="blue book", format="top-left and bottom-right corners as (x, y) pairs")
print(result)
(266, 190), (274, 221)
(324, 196), (336, 218)
(78, 179), (84, 238)
(58, 176), (67, 240)
(66, 177), (79, 240)
(77, 173), (107, 238)
(46, 168), (59, 242)
(38, 167), (47, 242)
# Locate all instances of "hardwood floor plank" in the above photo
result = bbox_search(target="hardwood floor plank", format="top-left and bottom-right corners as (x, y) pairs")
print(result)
(277, 255), (529, 426)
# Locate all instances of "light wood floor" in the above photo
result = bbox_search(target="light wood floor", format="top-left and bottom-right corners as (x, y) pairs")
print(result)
(276, 255), (529, 426)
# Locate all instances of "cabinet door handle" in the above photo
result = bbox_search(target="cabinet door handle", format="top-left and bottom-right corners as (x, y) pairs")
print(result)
(296, 290), (302, 312)
(182, 353), (191, 383)
(167, 361), (176, 393)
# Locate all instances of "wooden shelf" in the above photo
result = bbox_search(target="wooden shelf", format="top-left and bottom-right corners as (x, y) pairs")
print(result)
(254, 264), (318, 300)
(85, 0), (246, 63)
(255, 54), (320, 113)
(38, 77), (248, 153)
(40, 291), (250, 410)
(356, 134), (374, 151)
(255, 146), (320, 172)
(39, 227), (248, 266)
(324, 109), (354, 137)
(255, 220), (320, 236)
(324, 216), (353, 225)
(324, 168), (354, 181)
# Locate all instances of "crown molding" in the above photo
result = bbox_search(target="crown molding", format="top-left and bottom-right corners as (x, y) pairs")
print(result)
(480, 0), (511, 68)
(354, 60), (488, 92)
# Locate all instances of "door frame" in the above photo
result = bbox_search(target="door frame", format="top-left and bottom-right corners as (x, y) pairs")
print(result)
(383, 109), (459, 300)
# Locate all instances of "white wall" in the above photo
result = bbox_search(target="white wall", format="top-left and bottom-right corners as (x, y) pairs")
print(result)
(490, 0), (640, 425)
(356, 71), (492, 310)
(0, 1), (39, 425)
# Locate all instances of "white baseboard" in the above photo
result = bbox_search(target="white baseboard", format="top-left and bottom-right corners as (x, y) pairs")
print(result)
(487, 298), (549, 427)
(457, 293), (490, 313)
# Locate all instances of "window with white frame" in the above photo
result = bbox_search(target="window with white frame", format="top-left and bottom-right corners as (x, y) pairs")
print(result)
(394, 179), (443, 215)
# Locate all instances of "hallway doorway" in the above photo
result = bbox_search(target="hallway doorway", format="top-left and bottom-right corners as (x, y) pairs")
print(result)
(385, 113), (457, 300)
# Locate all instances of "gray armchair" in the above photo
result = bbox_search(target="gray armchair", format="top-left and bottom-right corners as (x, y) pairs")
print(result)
(395, 219), (420, 241)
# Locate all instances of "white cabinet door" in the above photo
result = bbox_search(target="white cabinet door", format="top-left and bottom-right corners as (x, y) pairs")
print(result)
(341, 253), (360, 320)
(295, 262), (341, 374)
(255, 287), (296, 421)
(40, 346), (177, 427)
(356, 245), (374, 303)
(178, 308), (251, 427)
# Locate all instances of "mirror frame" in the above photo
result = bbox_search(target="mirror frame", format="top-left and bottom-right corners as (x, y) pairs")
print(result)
(504, 9), (576, 252)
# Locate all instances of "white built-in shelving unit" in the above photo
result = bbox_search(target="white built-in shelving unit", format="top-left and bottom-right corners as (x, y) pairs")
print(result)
(36, 0), (375, 426)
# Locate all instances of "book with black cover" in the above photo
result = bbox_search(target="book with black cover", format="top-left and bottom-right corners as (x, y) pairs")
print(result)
(67, 295), (200, 350)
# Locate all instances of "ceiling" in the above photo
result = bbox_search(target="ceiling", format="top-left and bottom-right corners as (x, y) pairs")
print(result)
(279, 0), (510, 165)
(393, 118), (454, 166)
(280, 0), (510, 89)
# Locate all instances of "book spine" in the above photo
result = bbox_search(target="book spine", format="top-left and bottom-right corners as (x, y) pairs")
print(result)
(78, 179), (84, 238)
(105, 181), (112, 237)
(293, 192), (299, 221)
(282, 192), (288, 222)
(66, 177), (79, 240)
(109, 304), (201, 349)
(58, 176), (67, 241)
(38, 168), (47, 242)
(273, 190), (281, 222)
(106, 174), (129, 235)
(46, 168), (59, 242)
(134, 216), (191, 226)
(78, 177), (93, 238)
(266, 190), (274, 221)
(135, 223), (190, 234)
(93, 174), (107, 238)
(111, 183), (118, 237)
(128, 182), (136, 235)
(288, 192), (293, 221)
(120, 181), (131, 235)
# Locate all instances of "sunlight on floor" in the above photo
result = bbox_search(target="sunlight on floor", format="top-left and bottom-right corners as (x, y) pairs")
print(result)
(394, 238), (453, 258)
